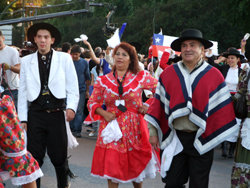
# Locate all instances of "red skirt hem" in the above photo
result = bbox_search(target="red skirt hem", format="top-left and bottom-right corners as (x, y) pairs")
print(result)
(91, 146), (152, 181)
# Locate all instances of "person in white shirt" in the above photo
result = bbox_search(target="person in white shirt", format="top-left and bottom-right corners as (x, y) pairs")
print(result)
(18, 22), (79, 188)
(0, 30), (20, 108)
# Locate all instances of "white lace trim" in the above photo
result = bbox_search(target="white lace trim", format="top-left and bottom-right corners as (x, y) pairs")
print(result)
(11, 168), (43, 186)
(123, 85), (141, 97)
(0, 171), (10, 181)
(0, 148), (27, 158)
(91, 152), (158, 183)
(98, 71), (147, 97)
(97, 76), (119, 97)
(89, 102), (100, 121)
(123, 71), (147, 97)
(241, 118), (250, 150)
(0, 168), (43, 186)
(234, 162), (250, 171)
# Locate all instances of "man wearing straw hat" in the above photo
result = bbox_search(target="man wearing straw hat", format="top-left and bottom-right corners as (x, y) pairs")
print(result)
(145, 29), (238, 188)
(18, 22), (79, 188)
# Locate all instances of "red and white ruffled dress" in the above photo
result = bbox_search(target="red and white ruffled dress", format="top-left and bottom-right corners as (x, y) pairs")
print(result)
(0, 95), (43, 187)
(88, 70), (158, 183)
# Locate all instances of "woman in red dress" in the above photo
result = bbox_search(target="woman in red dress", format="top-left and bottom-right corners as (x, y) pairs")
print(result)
(88, 42), (158, 188)
(0, 95), (43, 187)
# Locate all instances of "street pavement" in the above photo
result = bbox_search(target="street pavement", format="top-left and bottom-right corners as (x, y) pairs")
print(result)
(5, 131), (234, 188)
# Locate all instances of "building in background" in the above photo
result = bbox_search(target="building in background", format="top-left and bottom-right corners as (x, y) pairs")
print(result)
(0, 25), (12, 45)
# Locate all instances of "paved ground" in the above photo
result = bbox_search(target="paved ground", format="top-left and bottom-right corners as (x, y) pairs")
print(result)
(5, 130), (234, 188)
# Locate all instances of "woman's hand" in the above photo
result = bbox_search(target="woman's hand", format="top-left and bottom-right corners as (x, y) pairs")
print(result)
(241, 39), (246, 48)
(96, 107), (116, 122)
(103, 111), (116, 122)
(214, 56), (226, 64)
(149, 135), (160, 150)
(83, 40), (90, 47)
(138, 104), (149, 115)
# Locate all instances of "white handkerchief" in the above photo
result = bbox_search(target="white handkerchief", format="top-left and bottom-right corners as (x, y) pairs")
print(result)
(64, 112), (79, 149)
(161, 130), (183, 178)
(74, 38), (82, 42)
(226, 118), (241, 142)
(74, 34), (88, 42)
(101, 119), (122, 144)
(243, 33), (250, 41)
(66, 121), (79, 149)
(0, 86), (4, 93)
(80, 34), (88, 41)
(241, 118), (250, 150)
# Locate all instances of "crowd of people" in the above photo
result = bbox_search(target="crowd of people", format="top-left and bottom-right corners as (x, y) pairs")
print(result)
(0, 22), (249, 188)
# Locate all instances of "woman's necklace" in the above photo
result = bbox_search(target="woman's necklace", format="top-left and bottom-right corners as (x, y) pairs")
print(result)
(113, 70), (127, 112)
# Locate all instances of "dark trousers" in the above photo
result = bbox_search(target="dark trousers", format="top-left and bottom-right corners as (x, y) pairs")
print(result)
(27, 110), (68, 167)
(69, 91), (86, 133)
(162, 130), (214, 188)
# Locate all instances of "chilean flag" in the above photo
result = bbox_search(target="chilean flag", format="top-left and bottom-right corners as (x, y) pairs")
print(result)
(152, 34), (180, 58)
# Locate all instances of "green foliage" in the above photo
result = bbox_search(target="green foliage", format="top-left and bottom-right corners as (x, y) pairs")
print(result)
(152, 0), (245, 52)
(2, 0), (249, 54)
(221, 0), (250, 35)
(0, 0), (7, 13)
(47, 13), (107, 48)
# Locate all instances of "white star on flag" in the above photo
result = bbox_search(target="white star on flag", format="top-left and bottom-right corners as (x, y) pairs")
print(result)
(155, 37), (161, 44)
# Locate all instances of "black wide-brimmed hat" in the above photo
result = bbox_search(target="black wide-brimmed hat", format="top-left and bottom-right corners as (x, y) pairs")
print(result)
(223, 47), (244, 59)
(27, 22), (61, 47)
(171, 29), (213, 52)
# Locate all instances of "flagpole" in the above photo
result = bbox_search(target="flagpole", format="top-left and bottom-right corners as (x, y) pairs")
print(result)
(152, 0), (156, 63)
(152, 0), (155, 34)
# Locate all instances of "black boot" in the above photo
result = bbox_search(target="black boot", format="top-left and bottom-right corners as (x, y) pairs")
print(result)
(55, 160), (76, 188)
(36, 178), (40, 188)
(221, 142), (227, 158)
(165, 185), (185, 188)
(228, 142), (236, 158)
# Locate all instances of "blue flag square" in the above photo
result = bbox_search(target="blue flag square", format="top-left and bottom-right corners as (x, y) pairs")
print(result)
(153, 34), (164, 46)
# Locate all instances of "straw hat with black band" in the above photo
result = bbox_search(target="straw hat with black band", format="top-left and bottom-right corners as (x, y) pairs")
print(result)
(171, 29), (213, 52)
(27, 22), (61, 47)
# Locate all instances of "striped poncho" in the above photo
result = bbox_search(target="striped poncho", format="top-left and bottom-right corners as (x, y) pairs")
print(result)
(145, 61), (238, 155)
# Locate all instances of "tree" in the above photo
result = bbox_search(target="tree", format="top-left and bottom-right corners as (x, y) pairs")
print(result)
(221, 0), (250, 32)
(0, 0), (7, 13)
(2, 0), (249, 54)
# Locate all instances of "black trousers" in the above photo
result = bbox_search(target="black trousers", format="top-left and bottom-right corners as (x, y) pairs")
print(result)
(27, 110), (68, 168)
(162, 130), (214, 188)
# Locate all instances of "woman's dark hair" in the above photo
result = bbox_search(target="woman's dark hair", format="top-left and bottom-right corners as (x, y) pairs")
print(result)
(96, 63), (101, 76)
(112, 42), (140, 74)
